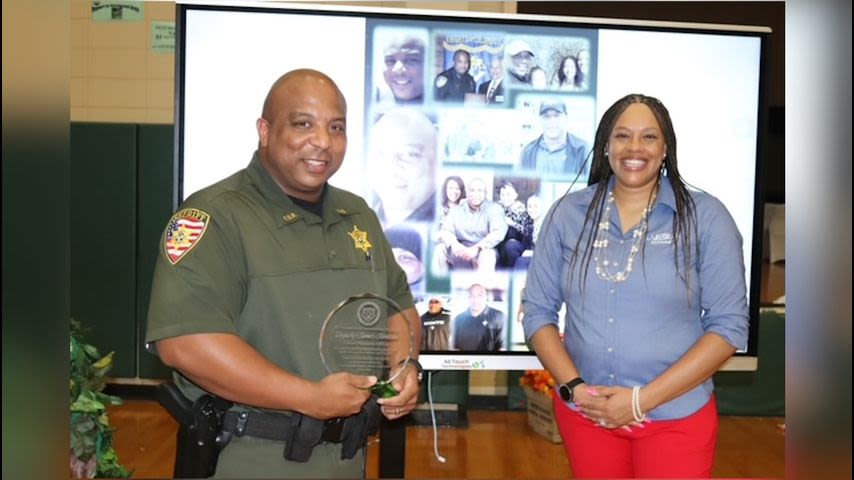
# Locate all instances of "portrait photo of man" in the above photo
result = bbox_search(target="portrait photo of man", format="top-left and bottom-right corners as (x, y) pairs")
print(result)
(451, 283), (506, 351)
(518, 100), (591, 178)
(478, 56), (506, 104)
(386, 225), (426, 296)
(372, 27), (427, 106)
(505, 39), (538, 87)
(434, 49), (477, 103)
(368, 108), (438, 227)
(420, 297), (451, 351)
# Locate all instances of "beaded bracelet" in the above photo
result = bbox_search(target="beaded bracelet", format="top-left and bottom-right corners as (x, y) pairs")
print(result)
(631, 386), (646, 423)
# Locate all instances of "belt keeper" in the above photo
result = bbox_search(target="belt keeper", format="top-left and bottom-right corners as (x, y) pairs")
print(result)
(235, 411), (249, 437)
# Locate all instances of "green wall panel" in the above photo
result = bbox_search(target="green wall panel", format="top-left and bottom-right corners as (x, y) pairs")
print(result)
(419, 370), (470, 406)
(714, 311), (785, 416)
(506, 370), (527, 410)
(71, 123), (138, 377)
(136, 124), (176, 379)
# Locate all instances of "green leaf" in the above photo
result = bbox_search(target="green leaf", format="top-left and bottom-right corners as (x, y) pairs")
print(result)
(69, 319), (132, 478)
(82, 343), (100, 359)
(72, 414), (96, 432)
(101, 393), (123, 406)
(71, 390), (106, 413)
(91, 351), (114, 370)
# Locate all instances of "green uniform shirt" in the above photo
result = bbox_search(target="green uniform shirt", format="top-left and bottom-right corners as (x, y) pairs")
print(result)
(146, 152), (414, 478)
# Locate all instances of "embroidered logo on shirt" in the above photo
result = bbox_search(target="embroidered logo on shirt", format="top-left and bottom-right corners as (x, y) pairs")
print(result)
(164, 208), (210, 265)
(423, 319), (447, 327)
(648, 232), (673, 245)
(348, 225), (373, 254)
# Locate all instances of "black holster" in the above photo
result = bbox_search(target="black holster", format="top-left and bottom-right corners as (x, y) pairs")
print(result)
(339, 394), (382, 460)
(157, 383), (233, 478)
(281, 412), (323, 462)
(282, 394), (382, 461)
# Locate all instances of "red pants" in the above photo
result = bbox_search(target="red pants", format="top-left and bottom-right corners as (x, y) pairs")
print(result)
(552, 394), (718, 478)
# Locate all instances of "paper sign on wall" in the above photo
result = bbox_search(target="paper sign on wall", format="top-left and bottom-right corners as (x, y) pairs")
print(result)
(151, 21), (176, 54)
(91, 1), (144, 22)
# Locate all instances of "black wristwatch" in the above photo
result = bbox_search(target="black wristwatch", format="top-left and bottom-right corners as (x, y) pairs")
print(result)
(558, 377), (585, 403)
(399, 357), (424, 382)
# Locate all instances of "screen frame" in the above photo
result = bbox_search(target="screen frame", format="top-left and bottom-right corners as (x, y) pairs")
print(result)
(174, 0), (770, 371)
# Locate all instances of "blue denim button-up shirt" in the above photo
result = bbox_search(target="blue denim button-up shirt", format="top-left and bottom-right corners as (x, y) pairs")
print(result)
(522, 176), (749, 420)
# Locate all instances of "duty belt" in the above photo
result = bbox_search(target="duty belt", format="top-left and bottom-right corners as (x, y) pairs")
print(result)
(218, 396), (381, 462)
(221, 410), (345, 443)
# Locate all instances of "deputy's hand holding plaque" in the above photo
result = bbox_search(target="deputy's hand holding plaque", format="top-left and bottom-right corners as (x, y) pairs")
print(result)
(319, 293), (413, 398)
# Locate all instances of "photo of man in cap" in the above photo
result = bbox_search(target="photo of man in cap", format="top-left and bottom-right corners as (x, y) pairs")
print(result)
(518, 99), (591, 177)
(505, 39), (538, 87)
(420, 297), (451, 351)
(385, 225), (426, 295)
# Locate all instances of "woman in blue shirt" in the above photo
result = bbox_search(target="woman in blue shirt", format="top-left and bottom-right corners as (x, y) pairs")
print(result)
(522, 94), (749, 478)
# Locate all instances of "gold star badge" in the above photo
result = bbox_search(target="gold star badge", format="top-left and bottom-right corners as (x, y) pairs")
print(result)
(348, 226), (372, 254)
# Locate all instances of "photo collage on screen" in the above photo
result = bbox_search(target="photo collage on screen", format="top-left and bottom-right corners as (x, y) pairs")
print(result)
(365, 20), (597, 353)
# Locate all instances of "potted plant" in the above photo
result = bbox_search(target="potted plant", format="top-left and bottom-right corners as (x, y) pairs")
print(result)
(70, 319), (131, 478)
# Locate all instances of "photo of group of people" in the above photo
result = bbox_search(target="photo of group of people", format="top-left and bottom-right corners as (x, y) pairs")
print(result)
(371, 26), (596, 106)
(365, 21), (596, 352)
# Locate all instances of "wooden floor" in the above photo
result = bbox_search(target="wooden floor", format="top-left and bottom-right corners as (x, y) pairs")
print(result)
(108, 401), (784, 479)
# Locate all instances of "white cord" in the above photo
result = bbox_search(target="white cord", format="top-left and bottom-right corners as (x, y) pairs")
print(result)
(427, 371), (447, 463)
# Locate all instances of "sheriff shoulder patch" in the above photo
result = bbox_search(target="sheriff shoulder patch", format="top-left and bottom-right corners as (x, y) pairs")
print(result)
(164, 208), (210, 265)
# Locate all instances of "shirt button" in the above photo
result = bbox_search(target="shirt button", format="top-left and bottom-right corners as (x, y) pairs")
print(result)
(607, 347), (613, 353)
(608, 317), (614, 323)
(609, 374), (615, 379)
(620, 240), (625, 245)
(329, 249), (336, 258)
(609, 289), (615, 294)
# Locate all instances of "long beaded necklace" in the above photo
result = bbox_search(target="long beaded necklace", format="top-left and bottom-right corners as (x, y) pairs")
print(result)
(593, 190), (656, 283)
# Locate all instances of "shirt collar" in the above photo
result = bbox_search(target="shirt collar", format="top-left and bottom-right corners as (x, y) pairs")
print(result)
(537, 135), (566, 153)
(246, 151), (362, 228)
(656, 175), (677, 212)
(537, 133), (586, 153)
